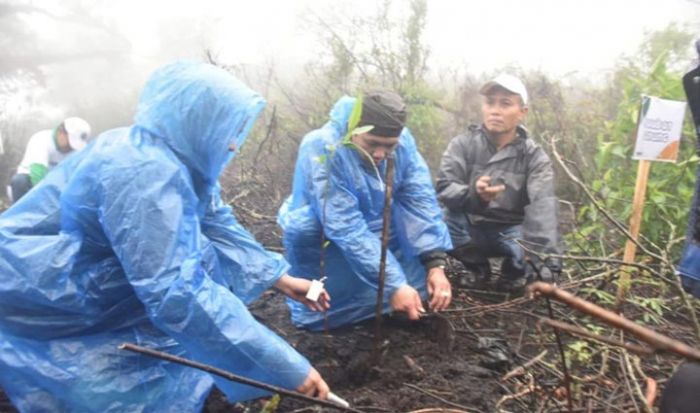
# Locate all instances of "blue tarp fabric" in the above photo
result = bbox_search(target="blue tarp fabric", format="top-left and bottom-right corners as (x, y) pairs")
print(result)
(278, 96), (452, 331)
(0, 61), (311, 412)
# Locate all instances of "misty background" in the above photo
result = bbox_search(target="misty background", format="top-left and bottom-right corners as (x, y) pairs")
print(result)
(1, 0), (700, 211)
(3, 3), (700, 411)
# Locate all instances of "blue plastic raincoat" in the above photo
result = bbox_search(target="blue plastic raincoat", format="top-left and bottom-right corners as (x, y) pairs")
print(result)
(0, 61), (311, 412)
(278, 96), (452, 331)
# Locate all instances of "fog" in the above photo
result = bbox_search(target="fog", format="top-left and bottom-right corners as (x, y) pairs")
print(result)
(1, 0), (699, 150)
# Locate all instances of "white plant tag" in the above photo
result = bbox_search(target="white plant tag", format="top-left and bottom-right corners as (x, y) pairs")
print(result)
(305, 277), (326, 302)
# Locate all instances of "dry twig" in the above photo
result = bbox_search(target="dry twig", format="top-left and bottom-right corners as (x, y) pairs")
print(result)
(402, 383), (482, 413)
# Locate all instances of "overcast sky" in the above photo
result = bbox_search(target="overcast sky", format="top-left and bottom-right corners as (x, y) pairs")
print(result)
(2, 0), (700, 133)
(96, 0), (700, 77)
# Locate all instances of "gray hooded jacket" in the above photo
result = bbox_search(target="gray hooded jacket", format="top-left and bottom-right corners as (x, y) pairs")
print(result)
(437, 124), (561, 257)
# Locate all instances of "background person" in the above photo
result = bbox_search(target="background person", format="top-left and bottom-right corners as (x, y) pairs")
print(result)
(7, 117), (91, 203)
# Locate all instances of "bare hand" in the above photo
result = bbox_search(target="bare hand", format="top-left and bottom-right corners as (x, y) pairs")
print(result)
(426, 267), (452, 311)
(390, 285), (425, 320)
(274, 274), (331, 312)
(296, 367), (330, 399)
(475, 176), (505, 202)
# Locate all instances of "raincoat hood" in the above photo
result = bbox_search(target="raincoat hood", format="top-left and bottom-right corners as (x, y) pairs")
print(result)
(134, 61), (265, 186)
(327, 95), (356, 137)
(0, 61), (310, 411)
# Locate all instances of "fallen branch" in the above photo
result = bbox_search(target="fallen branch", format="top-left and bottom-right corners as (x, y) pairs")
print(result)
(496, 374), (538, 410)
(502, 350), (548, 382)
(621, 349), (653, 413)
(537, 318), (653, 356)
(119, 343), (364, 413)
(527, 282), (700, 361)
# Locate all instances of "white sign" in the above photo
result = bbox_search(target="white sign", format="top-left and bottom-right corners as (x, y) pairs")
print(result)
(632, 95), (687, 162)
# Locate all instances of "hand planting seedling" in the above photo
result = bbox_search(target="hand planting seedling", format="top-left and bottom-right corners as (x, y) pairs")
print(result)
(306, 276), (328, 302)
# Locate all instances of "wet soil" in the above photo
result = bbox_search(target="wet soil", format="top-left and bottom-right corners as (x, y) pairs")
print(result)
(204, 288), (511, 413)
(0, 275), (515, 413)
(0, 185), (556, 413)
(0, 195), (528, 413)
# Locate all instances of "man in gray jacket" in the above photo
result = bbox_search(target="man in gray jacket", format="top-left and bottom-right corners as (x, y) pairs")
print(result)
(436, 74), (560, 291)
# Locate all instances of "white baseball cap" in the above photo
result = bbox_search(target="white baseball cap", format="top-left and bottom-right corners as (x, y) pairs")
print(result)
(63, 117), (91, 151)
(480, 74), (528, 106)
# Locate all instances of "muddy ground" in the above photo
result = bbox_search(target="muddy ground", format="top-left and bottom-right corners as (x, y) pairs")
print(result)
(200, 188), (537, 412)
(204, 285), (519, 413)
(0, 178), (526, 413)
(1, 182), (695, 412)
(0, 268), (526, 413)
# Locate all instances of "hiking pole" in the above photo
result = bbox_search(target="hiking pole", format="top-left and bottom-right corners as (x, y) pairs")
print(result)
(118, 343), (363, 413)
(373, 155), (395, 364)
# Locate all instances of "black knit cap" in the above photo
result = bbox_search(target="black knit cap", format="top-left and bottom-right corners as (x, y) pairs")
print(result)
(358, 90), (407, 138)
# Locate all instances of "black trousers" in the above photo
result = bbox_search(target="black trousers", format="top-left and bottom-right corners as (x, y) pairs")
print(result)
(661, 362), (700, 413)
(8, 173), (32, 203)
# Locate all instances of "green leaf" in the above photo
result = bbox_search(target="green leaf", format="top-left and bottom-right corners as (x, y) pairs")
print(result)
(650, 192), (666, 204)
(260, 394), (281, 413)
(611, 144), (627, 158)
(351, 124), (375, 136)
(343, 93), (364, 145)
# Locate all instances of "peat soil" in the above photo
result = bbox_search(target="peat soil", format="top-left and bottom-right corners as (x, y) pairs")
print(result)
(204, 286), (515, 413)
(0, 271), (518, 413)
(0, 188), (593, 413)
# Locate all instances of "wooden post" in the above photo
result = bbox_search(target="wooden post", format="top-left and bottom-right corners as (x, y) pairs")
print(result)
(615, 159), (651, 309)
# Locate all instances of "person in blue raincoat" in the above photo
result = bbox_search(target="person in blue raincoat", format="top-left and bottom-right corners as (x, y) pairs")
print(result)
(0, 61), (331, 412)
(278, 91), (453, 331)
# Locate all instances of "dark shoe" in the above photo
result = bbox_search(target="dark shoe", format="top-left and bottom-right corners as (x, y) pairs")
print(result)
(496, 276), (527, 294)
(525, 264), (559, 283)
(449, 244), (492, 289)
(448, 243), (484, 263)
(457, 270), (485, 289)
(457, 263), (491, 289)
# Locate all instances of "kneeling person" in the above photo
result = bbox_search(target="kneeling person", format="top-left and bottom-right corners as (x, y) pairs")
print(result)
(437, 74), (561, 291)
(278, 91), (453, 330)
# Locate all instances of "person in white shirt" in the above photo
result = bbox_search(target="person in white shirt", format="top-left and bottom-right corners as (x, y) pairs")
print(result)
(8, 117), (91, 203)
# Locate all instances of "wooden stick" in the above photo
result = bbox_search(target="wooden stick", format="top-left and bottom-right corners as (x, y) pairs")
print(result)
(373, 155), (395, 363)
(528, 282), (700, 360)
(533, 263), (574, 413)
(118, 343), (364, 413)
(537, 318), (654, 356)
